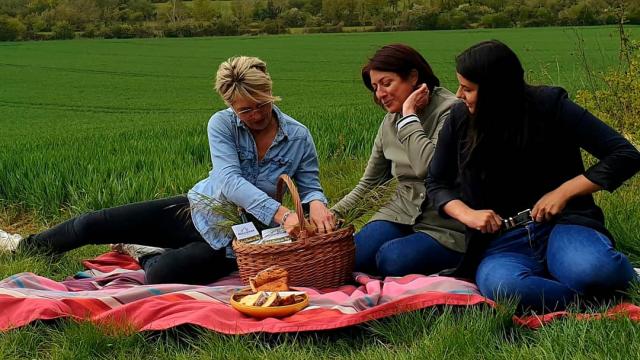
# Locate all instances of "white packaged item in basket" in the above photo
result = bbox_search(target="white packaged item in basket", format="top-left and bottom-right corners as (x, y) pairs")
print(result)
(232, 222), (261, 243)
(260, 227), (292, 245)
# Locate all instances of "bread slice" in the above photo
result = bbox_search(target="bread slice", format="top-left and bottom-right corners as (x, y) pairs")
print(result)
(239, 291), (266, 306)
(261, 292), (280, 307)
(254, 278), (289, 292)
(250, 266), (289, 292)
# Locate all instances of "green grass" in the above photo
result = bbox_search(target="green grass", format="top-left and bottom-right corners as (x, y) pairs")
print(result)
(2, 306), (640, 359)
(1, 26), (640, 358)
(1, 25), (636, 219)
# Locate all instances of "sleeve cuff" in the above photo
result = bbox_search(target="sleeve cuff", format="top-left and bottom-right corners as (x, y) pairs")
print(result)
(251, 198), (281, 226)
(300, 191), (328, 205)
(584, 166), (616, 192)
(396, 115), (424, 143)
(434, 193), (461, 219)
(396, 114), (420, 130)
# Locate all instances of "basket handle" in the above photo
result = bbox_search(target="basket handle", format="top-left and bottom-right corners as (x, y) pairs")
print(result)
(276, 174), (314, 240)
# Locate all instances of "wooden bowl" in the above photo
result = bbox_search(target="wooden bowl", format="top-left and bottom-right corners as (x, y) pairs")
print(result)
(230, 289), (309, 318)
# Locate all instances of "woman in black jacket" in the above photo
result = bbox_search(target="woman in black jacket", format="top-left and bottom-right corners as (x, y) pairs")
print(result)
(426, 40), (640, 312)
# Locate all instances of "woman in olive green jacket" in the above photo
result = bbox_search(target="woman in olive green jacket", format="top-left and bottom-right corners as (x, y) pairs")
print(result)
(332, 44), (465, 277)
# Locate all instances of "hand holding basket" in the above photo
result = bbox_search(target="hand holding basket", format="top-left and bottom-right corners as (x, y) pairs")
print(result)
(232, 174), (355, 288)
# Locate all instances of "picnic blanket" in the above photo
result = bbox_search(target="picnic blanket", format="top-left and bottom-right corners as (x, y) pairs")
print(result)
(1, 252), (639, 333)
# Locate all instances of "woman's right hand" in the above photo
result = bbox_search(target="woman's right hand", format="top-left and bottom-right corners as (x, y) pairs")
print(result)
(402, 83), (429, 117)
(461, 209), (503, 234)
(443, 200), (502, 234)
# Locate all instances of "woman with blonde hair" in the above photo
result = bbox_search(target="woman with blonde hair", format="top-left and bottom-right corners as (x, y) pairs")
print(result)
(6, 56), (335, 285)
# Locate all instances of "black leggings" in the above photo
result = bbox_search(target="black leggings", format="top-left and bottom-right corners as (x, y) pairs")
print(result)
(20, 196), (237, 285)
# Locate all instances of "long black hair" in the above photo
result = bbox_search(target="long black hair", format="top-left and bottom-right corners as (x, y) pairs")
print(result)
(455, 40), (530, 171)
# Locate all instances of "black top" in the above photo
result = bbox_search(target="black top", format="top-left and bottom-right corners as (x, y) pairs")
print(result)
(426, 86), (640, 278)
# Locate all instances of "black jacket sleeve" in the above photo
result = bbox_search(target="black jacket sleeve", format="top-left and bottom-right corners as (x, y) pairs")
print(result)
(558, 94), (640, 191)
(426, 104), (463, 218)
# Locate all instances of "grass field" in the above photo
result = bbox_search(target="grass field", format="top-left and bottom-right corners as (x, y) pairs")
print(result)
(1, 26), (640, 359)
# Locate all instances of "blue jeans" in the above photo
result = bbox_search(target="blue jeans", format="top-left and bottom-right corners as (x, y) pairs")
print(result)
(476, 223), (636, 312)
(354, 220), (463, 277)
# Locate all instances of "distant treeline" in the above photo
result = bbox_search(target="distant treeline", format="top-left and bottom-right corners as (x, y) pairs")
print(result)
(1, 0), (638, 41)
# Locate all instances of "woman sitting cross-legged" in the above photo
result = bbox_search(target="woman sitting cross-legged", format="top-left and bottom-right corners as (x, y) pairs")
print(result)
(426, 40), (640, 312)
(5, 56), (335, 285)
(331, 44), (466, 277)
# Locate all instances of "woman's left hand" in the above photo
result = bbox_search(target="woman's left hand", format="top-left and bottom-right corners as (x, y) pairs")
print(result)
(532, 175), (602, 222)
(402, 83), (430, 117)
(532, 188), (570, 222)
(309, 200), (336, 234)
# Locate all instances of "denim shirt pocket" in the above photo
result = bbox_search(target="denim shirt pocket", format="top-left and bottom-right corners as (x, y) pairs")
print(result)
(265, 156), (292, 183)
(237, 149), (256, 179)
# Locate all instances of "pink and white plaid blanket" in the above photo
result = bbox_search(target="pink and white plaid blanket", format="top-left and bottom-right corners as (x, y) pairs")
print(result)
(0, 252), (638, 333)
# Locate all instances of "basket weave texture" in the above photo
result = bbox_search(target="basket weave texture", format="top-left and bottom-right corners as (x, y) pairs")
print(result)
(232, 174), (355, 288)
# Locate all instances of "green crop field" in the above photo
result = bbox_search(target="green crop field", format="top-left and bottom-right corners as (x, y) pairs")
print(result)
(1, 25), (635, 218)
(1, 26), (640, 359)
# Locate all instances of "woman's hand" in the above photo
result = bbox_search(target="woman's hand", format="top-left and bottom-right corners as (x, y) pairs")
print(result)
(532, 188), (570, 222)
(461, 209), (503, 234)
(282, 211), (300, 235)
(531, 175), (602, 223)
(275, 206), (300, 235)
(309, 200), (336, 234)
(443, 200), (502, 234)
(402, 83), (430, 117)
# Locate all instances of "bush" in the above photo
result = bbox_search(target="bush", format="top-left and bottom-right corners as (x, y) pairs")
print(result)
(260, 19), (286, 34)
(0, 16), (26, 41)
(434, 7), (476, 29)
(23, 13), (47, 33)
(304, 15), (322, 27)
(211, 16), (240, 36)
(101, 23), (156, 39)
(520, 7), (556, 27)
(81, 23), (101, 38)
(162, 20), (201, 37)
(110, 24), (137, 38)
(160, 18), (240, 37)
(28, 32), (54, 40)
(407, 5), (439, 30)
(52, 21), (75, 39)
(279, 8), (308, 28)
(629, 3), (640, 24)
(480, 13), (512, 28)
(576, 41), (640, 144)
(303, 22), (343, 33)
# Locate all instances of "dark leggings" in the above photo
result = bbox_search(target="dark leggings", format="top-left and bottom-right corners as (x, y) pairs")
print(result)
(20, 196), (237, 285)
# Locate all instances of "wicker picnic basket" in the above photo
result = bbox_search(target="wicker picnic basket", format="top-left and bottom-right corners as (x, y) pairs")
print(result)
(232, 174), (355, 288)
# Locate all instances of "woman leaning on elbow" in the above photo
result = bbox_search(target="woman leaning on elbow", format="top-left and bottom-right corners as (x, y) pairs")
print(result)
(16, 56), (335, 285)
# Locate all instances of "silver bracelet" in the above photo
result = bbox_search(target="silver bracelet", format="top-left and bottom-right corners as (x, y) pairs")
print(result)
(281, 210), (294, 225)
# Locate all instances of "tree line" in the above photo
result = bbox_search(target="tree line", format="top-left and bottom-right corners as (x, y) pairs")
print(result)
(0, 0), (638, 41)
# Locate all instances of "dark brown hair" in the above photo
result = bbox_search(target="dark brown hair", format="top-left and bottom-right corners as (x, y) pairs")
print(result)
(362, 44), (440, 107)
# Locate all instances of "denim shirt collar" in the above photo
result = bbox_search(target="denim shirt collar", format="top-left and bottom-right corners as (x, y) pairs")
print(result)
(233, 104), (289, 142)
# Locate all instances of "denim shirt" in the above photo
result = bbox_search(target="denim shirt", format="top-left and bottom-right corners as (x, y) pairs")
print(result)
(188, 105), (327, 250)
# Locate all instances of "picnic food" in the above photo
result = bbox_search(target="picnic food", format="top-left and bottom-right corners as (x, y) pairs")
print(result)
(238, 292), (264, 306)
(236, 291), (306, 307)
(231, 266), (308, 317)
(249, 266), (289, 292)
